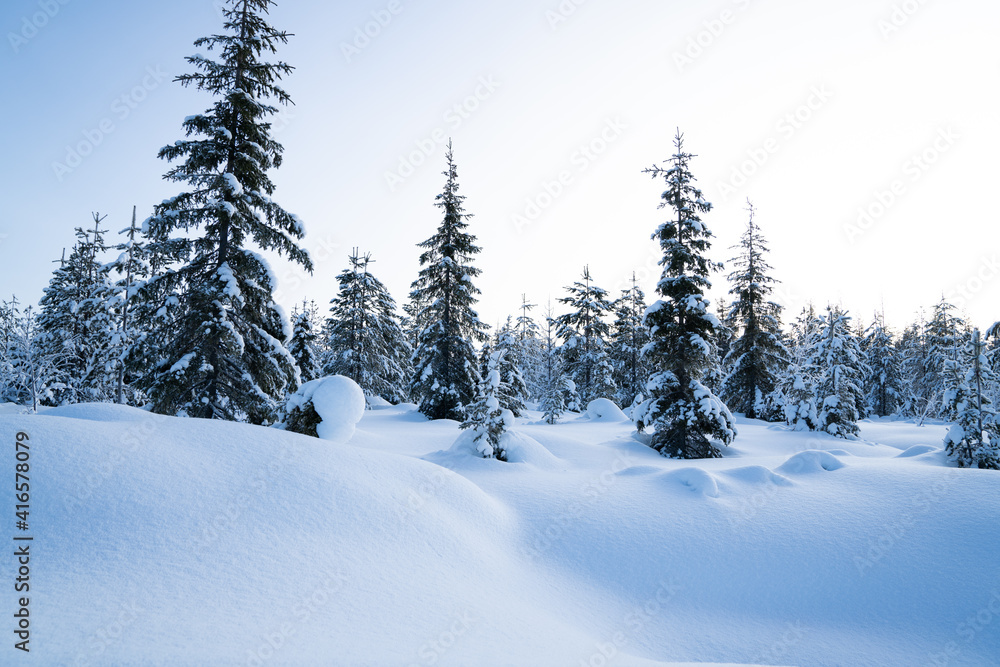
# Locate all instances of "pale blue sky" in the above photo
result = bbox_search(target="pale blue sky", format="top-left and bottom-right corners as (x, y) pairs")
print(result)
(2, 0), (998, 332)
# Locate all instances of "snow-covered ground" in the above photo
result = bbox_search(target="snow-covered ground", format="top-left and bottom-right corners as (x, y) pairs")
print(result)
(2, 402), (998, 666)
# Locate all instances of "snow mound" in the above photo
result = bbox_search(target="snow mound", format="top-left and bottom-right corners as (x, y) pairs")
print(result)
(776, 450), (846, 474)
(40, 402), (154, 423)
(583, 398), (628, 422)
(313, 376), (366, 443)
(720, 465), (794, 488)
(896, 444), (939, 458)
(284, 375), (366, 444)
(660, 467), (720, 497)
(435, 429), (562, 470)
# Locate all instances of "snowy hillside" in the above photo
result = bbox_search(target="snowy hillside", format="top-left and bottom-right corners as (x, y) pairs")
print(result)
(2, 403), (998, 666)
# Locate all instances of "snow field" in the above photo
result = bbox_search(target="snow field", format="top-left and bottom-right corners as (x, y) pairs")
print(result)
(1, 405), (998, 666)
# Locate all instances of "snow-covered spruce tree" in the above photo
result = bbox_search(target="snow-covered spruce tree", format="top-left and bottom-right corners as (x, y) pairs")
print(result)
(633, 130), (736, 458)
(924, 298), (967, 418)
(138, 0), (311, 422)
(493, 318), (529, 416)
(102, 206), (153, 406)
(36, 218), (116, 405)
(720, 200), (789, 421)
(809, 307), (864, 438)
(460, 350), (512, 460)
(555, 266), (616, 405)
(408, 142), (488, 420)
(538, 306), (566, 424)
(324, 250), (411, 405)
(863, 313), (904, 417)
(288, 299), (321, 386)
(609, 274), (650, 411)
(944, 329), (1000, 469)
(0, 296), (21, 403)
(515, 294), (545, 401)
(8, 305), (58, 412)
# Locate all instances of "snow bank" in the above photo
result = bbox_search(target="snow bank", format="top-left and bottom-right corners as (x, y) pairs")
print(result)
(776, 449), (846, 474)
(660, 467), (720, 497)
(583, 397), (629, 422)
(2, 407), (998, 666)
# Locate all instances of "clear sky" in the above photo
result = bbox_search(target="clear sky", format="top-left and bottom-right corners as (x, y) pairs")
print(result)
(2, 0), (998, 333)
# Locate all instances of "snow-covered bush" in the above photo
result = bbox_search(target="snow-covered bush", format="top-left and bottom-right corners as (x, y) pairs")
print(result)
(276, 375), (366, 444)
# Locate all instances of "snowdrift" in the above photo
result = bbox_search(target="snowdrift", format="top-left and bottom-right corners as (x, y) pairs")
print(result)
(1, 406), (998, 666)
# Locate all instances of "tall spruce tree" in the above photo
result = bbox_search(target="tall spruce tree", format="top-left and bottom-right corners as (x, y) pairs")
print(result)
(720, 200), (788, 420)
(138, 0), (311, 421)
(555, 266), (616, 406)
(324, 251), (411, 405)
(633, 130), (736, 458)
(408, 142), (488, 420)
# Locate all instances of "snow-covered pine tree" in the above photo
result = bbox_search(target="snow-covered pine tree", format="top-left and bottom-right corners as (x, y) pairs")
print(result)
(632, 130), (736, 458)
(943, 329), (1000, 469)
(515, 294), (545, 401)
(809, 306), (864, 438)
(720, 200), (789, 421)
(780, 304), (819, 430)
(0, 296), (20, 403)
(36, 217), (116, 405)
(493, 317), (529, 416)
(288, 299), (321, 386)
(555, 266), (616, 406)
(863, 312), (904, 417)
(8, 305), (57, 412)
(923, 297), (967, 418)
(103, 206), (152, 406)
(138, 0), (311, 422)
(408, 142), (488, 420)
(609, 273), (650, 411)
(460, 350), (512, 460)
(324, 250), (411, 405)
(538, 305), (566, 424)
